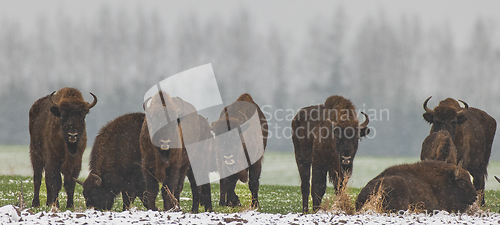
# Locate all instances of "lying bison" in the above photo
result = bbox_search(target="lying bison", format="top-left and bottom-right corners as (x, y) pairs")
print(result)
(76, 113), (147, 210)
(141, 92), (212, 213)
(423, 97), (496, 204)
(29, 87), (97, 208)
(292, 95), (369, 213)
(355, 160), (477, 213)
(210, 93), (268, 208)
(421, 130), (458, 165)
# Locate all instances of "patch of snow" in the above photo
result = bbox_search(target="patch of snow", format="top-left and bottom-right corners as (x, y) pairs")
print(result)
(2, 205), (500, 224)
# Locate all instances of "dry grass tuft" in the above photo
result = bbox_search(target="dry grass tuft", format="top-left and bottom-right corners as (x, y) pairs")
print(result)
(357, 180), (387, 214)
(320, 175), (355, 215)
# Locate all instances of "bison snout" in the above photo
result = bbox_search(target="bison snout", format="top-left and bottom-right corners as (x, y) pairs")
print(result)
(160, 140), (171, 150)
(68, 132), (78, 143)
(341, 156), (352, 165)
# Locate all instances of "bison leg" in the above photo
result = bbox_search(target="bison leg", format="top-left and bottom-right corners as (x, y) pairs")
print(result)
(248, 158), (262, 209)
(63, 174), (77, 208)
(122, 191), (134, 210)
(225, 174), (241, 207)
(201, 183), (212, 212)
(311, 164), (327, 212)
(296, 159), (311, 213)
(187, 167), (200, 213)
(45, 166), (62, 208)
(143, 169), (159, 211)
(31, 159), (44, 207)
(219, 177), (227, 206)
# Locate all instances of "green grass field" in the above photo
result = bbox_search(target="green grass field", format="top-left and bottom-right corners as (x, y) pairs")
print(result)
(2, 145), (500, 214)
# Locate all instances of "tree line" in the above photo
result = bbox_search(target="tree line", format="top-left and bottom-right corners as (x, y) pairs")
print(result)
(1, 6), (499, 158)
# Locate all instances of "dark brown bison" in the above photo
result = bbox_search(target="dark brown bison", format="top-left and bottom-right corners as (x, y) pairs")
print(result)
(75, 113), (148, 210)
(29, 87), (97, 208)
(355, 160), (477, 213)
(423, 96), (496, 204)
(140, 92), (212, 213)
(210, 93), (268, 208)
(292, 95), (369, 213)
(421, 130), (458, 165)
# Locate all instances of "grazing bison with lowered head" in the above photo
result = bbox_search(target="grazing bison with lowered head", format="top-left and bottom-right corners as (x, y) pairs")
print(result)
(29, 87), (97, 208)
(76, 113), (148, 210)
(421, 130), (458, 165)
(355, 160), (477, 213)
(423, 96), (496, 204)
(292, 95), (370, 213)
(140, 92), (212, 213)
(210, 93), (268, 209)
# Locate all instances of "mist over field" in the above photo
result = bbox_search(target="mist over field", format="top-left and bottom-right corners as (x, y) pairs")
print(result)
(1, 1), (500, 160)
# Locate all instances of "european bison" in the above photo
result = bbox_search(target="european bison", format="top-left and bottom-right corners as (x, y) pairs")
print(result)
(292, 95), (369, 213)
(423, 96), (496, 204)
(355, 160), (477, 213)
(29, 87), (97, 208)
(421, 130), (458, 165)
(76, 113), (147, 210)
(140, 92), (212, 213)
(210, 93), (268, 208)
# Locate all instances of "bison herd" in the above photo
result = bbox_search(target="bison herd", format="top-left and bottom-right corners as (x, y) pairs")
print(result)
(29, 87), (496, 214)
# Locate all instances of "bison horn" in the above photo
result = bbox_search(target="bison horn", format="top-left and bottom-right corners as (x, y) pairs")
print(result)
(48, 91), (58, 107)
(239, 111), (248, 121)
(88, 92), (98, 109)
(91, 173), (102, 187)
(73, 178), (84, 186)
(495, 176), (500, 184)
(359, 112), (369, 128)
(454, 160), (464, 178)
(143, 97), (153, 111)
(457, 100), (469, 116)
(423, 96), (434, 115)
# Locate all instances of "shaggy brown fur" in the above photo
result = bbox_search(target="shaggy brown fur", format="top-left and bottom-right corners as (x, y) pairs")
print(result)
(79, 113), (147, 210)
(421, 130), (458, 165)
(292, 95), (370, 213)
(423, 97), (496, 205)
(356, 160), (477, 213)
(210, 93), (268, 208)
(141, 92), (212, 213)
(29, 87), (97, 208)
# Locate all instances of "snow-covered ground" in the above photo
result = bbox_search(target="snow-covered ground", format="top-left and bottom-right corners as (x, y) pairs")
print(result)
(2, 205), (500, 225)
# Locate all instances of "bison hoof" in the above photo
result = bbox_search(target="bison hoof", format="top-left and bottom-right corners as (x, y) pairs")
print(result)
(31, 199), (40, 208)
(228, 200), (241, 207)
(251, 200), (259, 209)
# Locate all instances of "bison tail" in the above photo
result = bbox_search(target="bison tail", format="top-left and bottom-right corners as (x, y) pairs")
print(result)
(237, 169), (248, 183)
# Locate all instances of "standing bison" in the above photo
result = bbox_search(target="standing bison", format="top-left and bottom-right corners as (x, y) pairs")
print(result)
(140, 92), (212, 213)
(292, 95), (370, 213)
(421, 130), (458, 165)
(29, 87), (97, 208)
(423, 97), (496, 204)
(210, 93), (268, 208)
(355, 160), (477, 213)
(77, 113), (147, 210)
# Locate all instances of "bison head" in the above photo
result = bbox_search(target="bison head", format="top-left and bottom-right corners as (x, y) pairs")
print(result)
(325, 112), (370, 176)
(49, 91), (97, 155)
(423, 96), (468, 138)
(143, 92), (196, 163)
(443, 162), (477, 212)
(77, 173), (115, 210)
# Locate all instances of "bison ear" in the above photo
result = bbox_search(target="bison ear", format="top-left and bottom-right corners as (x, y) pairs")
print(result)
(423, 113), (433, 123)
(50, 106), (61, 117)
(457, 115), (467, 125)
(91, 173), (102, 187)
(359, 127), (370, 137)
